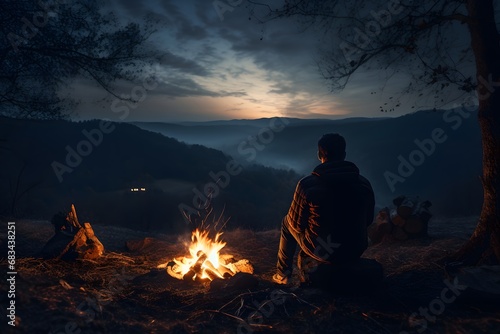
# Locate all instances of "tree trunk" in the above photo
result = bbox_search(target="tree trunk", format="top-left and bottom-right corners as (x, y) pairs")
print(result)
(454, 0), (500, 265)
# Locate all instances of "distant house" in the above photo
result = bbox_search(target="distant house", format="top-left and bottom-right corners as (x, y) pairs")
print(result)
(129, 187), (146, 192)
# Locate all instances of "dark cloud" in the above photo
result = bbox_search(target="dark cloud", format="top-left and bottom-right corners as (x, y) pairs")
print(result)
(158, 52), (211, 77)
(176, 21), (208, 40)
(268, 83), (298, 95)
(155, 76), (246, 99)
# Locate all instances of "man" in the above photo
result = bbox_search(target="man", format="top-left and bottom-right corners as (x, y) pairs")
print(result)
(273, 133), (375, 285)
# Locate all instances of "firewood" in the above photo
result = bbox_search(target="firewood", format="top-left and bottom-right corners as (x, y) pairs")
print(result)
(397, 206), (412, 219)
(391, 215), (406, 227)
(204, 260), (224, 279)
(397, 198), (416, 219)
(404, 216), (424, 234)
(183, 269), (196, 281)
(216, 263), (236, 278)
(182, 252), (208, 281)
(192, 252), (207, 275)
(204, 267), (220, 281)
(375, 208), (389, 224)
(68, 204), (83, 230)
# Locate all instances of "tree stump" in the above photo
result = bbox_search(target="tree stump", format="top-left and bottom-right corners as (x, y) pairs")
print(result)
(41, 204), (104, 261)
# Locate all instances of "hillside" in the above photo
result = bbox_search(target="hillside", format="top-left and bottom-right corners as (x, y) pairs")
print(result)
(134, 110), (483, 216)
(0, 117), (298, 231)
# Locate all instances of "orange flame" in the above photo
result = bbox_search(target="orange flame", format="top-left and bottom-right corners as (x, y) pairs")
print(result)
(159, 229), (237, 281)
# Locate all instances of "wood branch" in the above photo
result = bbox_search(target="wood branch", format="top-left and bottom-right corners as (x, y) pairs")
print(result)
(68, 204), (83, 230)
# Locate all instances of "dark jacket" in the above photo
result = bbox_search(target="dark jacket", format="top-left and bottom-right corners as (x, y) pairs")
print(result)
(285, 160), (375, 264)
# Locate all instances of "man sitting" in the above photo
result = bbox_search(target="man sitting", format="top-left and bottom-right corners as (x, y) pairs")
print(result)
(273, 133), (376, 286)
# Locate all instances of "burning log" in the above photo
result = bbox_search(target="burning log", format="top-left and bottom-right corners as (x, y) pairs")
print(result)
(204, 267), (220, 281)
(203, 259), (225, 279)
(215, 263), (235, 278)
(183, 252), (208, 281)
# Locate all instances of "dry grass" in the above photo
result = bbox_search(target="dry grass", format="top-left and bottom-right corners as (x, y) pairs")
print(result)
(1, 219), (499, 333)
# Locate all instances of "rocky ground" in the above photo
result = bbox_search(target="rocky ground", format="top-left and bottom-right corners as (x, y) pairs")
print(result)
(1, 218), (499, 333)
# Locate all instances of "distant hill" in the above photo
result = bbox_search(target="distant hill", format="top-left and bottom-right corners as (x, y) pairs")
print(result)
(0, 117), (299, 231)
(133, 110), (483, 216)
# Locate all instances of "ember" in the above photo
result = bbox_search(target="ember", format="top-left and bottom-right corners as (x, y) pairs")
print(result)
(158, 229), (253, 281)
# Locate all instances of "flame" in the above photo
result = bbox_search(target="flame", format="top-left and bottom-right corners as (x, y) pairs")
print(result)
(159, 229), (238, 281)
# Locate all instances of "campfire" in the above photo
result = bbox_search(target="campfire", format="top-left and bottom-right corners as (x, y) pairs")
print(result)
(158, 228), (253, 282)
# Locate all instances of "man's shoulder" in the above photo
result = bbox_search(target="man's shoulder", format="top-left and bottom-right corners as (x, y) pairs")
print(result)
(358, 174), (374, 191)
(296, 173), (322, 192)
(298, 173), (320, 184)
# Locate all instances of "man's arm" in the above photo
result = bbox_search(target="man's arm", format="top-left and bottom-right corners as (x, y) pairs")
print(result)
(359, 175), (375, 226)
(285, 180), (310, 234)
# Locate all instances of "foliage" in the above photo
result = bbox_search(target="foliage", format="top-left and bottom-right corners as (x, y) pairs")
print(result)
(0, 0), (158, 119)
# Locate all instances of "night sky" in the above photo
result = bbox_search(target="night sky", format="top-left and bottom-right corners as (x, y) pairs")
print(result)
(68, 0), (452, 123)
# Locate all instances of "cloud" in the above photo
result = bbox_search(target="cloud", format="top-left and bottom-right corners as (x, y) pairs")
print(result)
(72, 0), (439, 122)
(158, 52), (211, 77)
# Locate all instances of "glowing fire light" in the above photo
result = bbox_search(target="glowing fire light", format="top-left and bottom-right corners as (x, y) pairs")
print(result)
(158, 229), (239, 281)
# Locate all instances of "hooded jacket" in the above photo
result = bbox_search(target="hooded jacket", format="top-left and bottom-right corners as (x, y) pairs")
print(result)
(285, 160), (375, 264)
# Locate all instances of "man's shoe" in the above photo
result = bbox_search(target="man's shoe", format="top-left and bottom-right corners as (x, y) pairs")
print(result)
(272, 273), (289, 285)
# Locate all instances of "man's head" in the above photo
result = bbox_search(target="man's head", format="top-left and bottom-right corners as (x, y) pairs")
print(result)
(318, 133), (346, 162)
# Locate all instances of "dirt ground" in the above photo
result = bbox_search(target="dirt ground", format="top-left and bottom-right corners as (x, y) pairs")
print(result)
(1, 219), (499, 334)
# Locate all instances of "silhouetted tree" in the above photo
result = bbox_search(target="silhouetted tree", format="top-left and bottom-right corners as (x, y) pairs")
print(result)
(254, 0), (500, 264)
(0, 0), (157, 119)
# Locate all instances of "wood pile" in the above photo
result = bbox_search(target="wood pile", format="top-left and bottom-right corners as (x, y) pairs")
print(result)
(368, 196), (432, 244)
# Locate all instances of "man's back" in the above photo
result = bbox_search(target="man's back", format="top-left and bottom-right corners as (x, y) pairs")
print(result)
(290, 160), (375, 263)
(274, 133), (376, 286)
